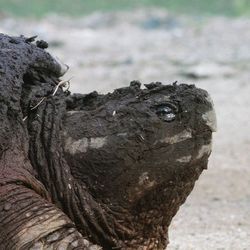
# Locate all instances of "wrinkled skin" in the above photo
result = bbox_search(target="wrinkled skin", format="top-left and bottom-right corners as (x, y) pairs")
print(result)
(0, 34), (216, 250)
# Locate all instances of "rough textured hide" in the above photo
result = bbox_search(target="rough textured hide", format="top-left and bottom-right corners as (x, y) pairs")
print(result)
(0, 34), (99, 250)
(61, 82), (215, 249)
(0, 34), (216, 249)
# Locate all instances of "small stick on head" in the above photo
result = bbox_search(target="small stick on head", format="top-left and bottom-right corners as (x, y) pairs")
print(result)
(30, 97), (46, 110)
(52, 77), (73, 96)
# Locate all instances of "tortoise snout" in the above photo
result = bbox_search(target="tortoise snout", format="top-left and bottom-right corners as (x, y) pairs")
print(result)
(203, 94), (217, 132)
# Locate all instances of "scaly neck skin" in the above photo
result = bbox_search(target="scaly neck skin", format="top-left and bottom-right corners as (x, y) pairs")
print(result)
(104, 201), (170, 250)
(68, 185), (170, 250)
(67, 170), (201, 250)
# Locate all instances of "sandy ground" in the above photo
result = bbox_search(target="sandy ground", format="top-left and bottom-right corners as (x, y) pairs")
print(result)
(1, 9), (250, 249)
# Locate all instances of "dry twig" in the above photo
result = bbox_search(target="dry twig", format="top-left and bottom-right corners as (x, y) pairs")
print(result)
(23, 77), (73, 122)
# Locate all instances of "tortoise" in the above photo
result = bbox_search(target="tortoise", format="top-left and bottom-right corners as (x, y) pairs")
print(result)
(0, 34), (216, 249)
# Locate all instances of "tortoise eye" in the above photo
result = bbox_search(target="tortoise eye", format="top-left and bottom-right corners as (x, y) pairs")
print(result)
(155, 105), (175, 122)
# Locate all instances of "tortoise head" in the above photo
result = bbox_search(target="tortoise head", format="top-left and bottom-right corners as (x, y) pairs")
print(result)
(62, 82), (216, 249)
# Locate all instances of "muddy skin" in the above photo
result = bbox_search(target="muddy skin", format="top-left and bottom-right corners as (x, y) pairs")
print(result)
(62, 82), (216, 249)
(0, 34), (216, 250)
(0, 33), (99, 250)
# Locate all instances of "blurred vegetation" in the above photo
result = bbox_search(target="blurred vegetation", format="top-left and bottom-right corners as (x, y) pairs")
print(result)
(0, 0), (250, 17)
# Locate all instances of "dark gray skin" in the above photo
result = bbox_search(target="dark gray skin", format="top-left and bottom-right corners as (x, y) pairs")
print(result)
(0, 34), (99, 250)
(0, 34), (216, 250)
(60, 82), (216, 249)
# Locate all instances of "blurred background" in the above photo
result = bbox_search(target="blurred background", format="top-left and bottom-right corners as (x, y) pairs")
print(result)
(1, 1), (249, 249)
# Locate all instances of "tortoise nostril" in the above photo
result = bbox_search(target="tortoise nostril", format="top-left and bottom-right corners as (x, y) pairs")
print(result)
(155, 105), (176, 122)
